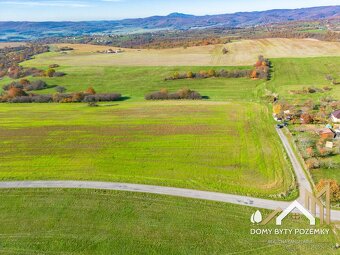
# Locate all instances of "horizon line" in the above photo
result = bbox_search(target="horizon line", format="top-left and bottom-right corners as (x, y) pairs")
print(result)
(0, 4), (338, 23)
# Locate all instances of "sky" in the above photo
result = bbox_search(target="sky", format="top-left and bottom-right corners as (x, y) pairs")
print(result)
(0, 0), (339, 21)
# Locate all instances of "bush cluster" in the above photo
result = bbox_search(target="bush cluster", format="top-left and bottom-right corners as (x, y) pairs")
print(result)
(7, 95), (53, 103)
(289, 87), (332, 95)
(0, 86), (122, 103)
(52, 92), (122, 103)
(250, 55), (270, 80)
(165, 69), (251, 80)
(83, 93), (122, 102)
(5, 66), (45, 79)
(145, 88), (202, 100)
(2, 80), (48, 91)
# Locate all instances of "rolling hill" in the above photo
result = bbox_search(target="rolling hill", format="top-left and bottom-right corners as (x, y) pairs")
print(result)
(0, 5), (339, 41)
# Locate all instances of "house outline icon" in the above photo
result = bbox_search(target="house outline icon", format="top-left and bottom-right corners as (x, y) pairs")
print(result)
(276, 200), (316, 226)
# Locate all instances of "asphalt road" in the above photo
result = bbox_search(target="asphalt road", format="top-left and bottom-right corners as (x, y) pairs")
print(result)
(1, 127), (339, 221)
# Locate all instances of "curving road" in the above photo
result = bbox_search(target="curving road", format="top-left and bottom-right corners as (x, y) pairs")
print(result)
(1, 128), (339, 221)
(275, 128), (312, 202)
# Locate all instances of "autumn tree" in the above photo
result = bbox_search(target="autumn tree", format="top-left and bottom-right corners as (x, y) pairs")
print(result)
(316, 179), (340, 202)
(199, 70), (208, 78)
(159, 88), (169, 96)
(71, 92), (85, 102)
(45, 68), (56, 77)
(19, 79), (30, 86)
(250, 70), (258, 79)
(301, 113), (313, 124)
(186, 71), (194, 78)
(177, 88), (191, 98)
(7, 87), (27, 98)
(85, 87), (96, 95)
(273, 103), (282, 115)
(173, 72), (180, 79)
(208, 69), (216, 77)
(55, 86), (66, 93)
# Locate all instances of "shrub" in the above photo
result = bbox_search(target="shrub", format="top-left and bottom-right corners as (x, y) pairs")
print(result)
(45, 68), (56, 77)
(173, 72), (180, 79)
(71, 92), (85, 102)
(83, 93), (122, 102)
(26, 80), (47, 91)
(8, 96), (32, 103)
(177, 88), (191, 98)
(145, 91), (169, 100)
(7, 95), (52, 103)
(207, 69), (216, 77)
(301, 113), (313, 124)
(52, 93), (72, 103)
(305, 158), (320, 169)
(166, 69), (251, 80)
(7, 87), (27, 98)
(2, 82), (23, 91)
(308, 87), (317, 93)
(186, 71), (194, 78)
(88, 102), (99, 107)
(53, 72), (66, 77)
(145, 88), (202, 100)
(49, 64), (60, 68)
(55, 86), (67, 93)
(32, 95), (53, 103)
(19, 79), (30, 86)
(3, 80), (47, 92)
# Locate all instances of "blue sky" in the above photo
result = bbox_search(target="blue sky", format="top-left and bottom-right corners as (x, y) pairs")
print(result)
(0, 0), (339, 21)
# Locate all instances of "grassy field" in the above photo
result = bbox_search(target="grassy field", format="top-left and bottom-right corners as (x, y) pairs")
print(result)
(0, 39), (339, 253)
(0, 189), (338, 255)
(18, 38), (340, 67)
(6, 65), (260, 101)
(14, 55), (340, 102)
(312, 160), (340, 184)
(268, 57), (340, 101)
(0, 101), (294, 198)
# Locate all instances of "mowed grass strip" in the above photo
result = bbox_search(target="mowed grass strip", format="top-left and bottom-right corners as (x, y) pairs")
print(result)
(0, 101), (293, 197)
(0, 189), (337, 255)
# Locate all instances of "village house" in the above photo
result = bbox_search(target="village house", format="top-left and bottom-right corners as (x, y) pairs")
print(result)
(105, 49), (123, 54)
(318, 128), (336, 139)
(331, 110), (340, 123)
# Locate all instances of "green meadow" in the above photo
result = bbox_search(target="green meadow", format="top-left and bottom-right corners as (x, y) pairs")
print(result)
(0, 101), (294, 198)
(269, 57), (340, 101)
(0, 44), (339, 254)
(16, 65), (261, 102)
(0, 189), (338, 255)
(1, 53), (339, 197)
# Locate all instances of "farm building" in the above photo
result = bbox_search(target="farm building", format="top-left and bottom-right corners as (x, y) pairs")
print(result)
(331, 110), (340, 123)
(317, 128), (335, 139)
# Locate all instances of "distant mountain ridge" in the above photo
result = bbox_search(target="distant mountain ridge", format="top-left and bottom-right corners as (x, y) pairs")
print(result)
(0, 5), (339, 41)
